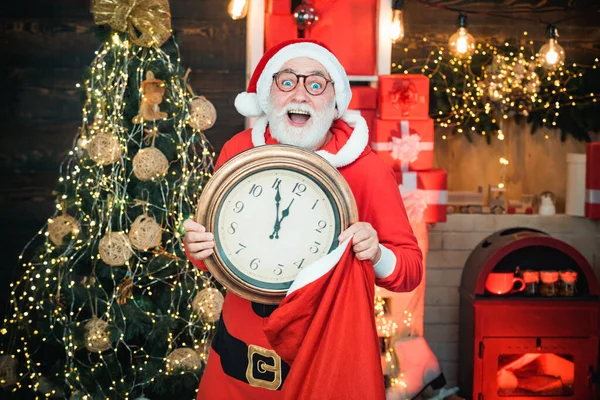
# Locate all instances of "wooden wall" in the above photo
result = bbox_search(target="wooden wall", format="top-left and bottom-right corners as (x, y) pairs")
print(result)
(0, 0), (246, 319)
(1, 0), (599, 320)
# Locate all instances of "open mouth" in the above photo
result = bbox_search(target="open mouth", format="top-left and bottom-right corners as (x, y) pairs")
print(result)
(287, 110), (312, 127)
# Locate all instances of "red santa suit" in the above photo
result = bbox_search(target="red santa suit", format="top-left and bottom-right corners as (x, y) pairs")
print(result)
(185, 39), (423, 400)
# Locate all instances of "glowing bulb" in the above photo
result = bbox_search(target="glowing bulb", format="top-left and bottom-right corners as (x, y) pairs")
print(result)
(539, 25), (565, 69)
(448, 15), (475, 58)
(227, 0), (248, 20)
(390, 9), (405, 43)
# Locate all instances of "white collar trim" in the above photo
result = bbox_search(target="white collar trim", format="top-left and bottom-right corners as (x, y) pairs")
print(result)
(250, 111), (369, 168)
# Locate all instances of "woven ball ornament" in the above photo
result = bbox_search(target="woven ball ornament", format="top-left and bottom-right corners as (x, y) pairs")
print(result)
(87, 132), (122, 165)
(48, 214), (80, 246)
(188, 96), (217, 131)
(166, 348), (202, 373)
(99, 232), (133, 266)
(0, 355), (17, 388)
(84, 317), (111, 353)
(129, 214), (162, 251)
(133, 147), (169, 181)
(192, 288), (224, 322)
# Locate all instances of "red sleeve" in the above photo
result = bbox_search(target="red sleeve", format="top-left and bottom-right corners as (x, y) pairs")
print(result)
(365, 168), (423, 292)
(186, 141), (236, 272)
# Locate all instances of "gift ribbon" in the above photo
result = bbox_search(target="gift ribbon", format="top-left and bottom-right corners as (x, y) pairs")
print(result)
(91, 0), (172, 48)
(371, 121), (433, 171)
(586, 189), (600, 204)
(398, 172), (447, 223)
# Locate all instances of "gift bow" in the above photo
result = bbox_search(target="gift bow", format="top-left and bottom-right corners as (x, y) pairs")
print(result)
(399, 172), (448, 224)
(391, 134), (421, 163)
(371, 121), (434, 171)
(389, 80), (419, 111)
(91, 0), (172, 48)
(402, 190), (428, 224)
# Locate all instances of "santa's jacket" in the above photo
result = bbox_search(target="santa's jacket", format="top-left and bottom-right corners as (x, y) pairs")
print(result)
(186, 113), (423, 399)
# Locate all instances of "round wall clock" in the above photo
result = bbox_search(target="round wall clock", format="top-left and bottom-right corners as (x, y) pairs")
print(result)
(196, 144), (358, 305)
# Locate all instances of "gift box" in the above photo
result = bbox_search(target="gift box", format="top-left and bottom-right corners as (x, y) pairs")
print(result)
(585, 142), (600, 219)
(395, 169), (447, 223)
(348, 86), (377, 138)
(371, 118), (434, 172)
(308, 0), (377, 76)
(267, 0), (291, 14)
(265, 14), (297, 50)
(378, 75), (430, 119)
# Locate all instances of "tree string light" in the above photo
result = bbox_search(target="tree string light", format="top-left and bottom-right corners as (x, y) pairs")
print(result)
(0, 31), (220, 399)
(392, 33), (600, 143)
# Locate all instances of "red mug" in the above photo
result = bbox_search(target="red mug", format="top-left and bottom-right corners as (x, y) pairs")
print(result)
(485, 272), (525, 295)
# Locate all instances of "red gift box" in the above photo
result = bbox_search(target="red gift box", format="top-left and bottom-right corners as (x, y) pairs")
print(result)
(308, 0), (377, 76)
(395, 169), (447, 223)
(585, 142), (600, 219)
(371, 118), (434, 172)
(348, 86), (377, 139)
(265, 14), (297, 50)
(267, 0), (290, 14)
(378, 75), (430, 119)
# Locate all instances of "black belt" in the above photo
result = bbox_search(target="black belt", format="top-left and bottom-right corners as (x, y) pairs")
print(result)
(211, 317), (290, 391)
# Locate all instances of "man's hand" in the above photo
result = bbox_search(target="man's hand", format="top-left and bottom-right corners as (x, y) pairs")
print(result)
(183, 219), (215, 261)
(338, 222), (381, 264)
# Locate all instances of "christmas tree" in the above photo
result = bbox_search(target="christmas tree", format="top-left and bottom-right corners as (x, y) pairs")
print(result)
(0, 1), (222, 398)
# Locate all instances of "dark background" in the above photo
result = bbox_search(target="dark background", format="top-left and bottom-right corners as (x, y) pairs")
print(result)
(1, 0), (599, 321)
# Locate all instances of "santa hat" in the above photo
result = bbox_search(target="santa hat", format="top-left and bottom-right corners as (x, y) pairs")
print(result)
(234, 39), (352, 118)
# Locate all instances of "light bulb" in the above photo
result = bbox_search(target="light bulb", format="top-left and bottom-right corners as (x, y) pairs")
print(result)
(539, 25), (565, 69)
(227, 0), (248, 20)
(449, 27), (475, 57)
(390, 9), (405, 43)
(539, 38), (565, 69)
(448, 15), (475, 58)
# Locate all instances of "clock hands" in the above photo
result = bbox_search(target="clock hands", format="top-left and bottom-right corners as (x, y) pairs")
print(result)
(269, 187), (282, 239)
(269, 194), (294, 240)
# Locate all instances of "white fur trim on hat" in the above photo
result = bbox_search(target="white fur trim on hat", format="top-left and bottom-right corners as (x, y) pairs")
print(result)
(254, 42), (352, 118)
(250, 113), (369, 169)
(234, 92), (263, 117)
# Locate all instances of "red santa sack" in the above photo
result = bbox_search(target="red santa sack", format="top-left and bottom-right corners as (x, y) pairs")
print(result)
(263, 240), (386, 400)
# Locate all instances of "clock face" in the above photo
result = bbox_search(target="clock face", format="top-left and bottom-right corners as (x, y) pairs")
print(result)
(214, 168), (341, 291)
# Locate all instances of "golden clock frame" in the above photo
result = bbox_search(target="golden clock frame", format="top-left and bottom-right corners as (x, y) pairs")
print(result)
(196, 144), (358, 305)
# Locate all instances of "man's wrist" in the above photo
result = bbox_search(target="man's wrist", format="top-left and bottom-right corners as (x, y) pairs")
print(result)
(371, 247), (382, 265)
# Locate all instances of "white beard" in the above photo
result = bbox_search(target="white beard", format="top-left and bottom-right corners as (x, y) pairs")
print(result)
(266, 98), (336, 151)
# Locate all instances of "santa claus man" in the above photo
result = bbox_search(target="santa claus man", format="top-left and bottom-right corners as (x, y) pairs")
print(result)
(184, 39), (423, 399)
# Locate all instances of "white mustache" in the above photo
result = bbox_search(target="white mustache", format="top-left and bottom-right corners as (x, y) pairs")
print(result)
(276, 103), (316, 118)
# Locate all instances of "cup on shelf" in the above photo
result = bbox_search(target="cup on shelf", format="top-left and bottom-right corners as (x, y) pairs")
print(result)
(540, 270), (560, 296)
(559, 269), (578, 297)
(485, 272), (526, 295)
(522, 270), (540, 296)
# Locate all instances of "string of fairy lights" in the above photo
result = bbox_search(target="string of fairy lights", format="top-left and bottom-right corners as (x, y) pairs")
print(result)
(387, 2), (600, 193)
(0, 32), (220, 398)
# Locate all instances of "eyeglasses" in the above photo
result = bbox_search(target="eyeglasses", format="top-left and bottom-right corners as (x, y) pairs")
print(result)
(272, 71), (334, 96)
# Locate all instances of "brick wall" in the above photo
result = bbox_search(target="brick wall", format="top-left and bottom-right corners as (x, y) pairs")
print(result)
(424, 214), (600, 387)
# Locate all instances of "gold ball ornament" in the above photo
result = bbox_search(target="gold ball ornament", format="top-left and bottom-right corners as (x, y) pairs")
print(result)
(192, 288), (224, 322)
(133, 147), (169, 181)
(84, 317), (111, 353)
(99, 232), (133, 267)
(0, 355), (17, 388)
(188, 96), (217, 131)
(166, 348), (203, 373)
(87, 132), (122, 165)
(48, 214), (80, 246)
(129, 214), (162, 251)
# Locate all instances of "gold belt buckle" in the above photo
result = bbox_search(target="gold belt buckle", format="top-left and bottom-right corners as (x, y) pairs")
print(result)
(246, 344), (282, 390)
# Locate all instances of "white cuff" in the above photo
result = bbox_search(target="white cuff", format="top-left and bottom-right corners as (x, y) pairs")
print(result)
(373, 244), (396, 279)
